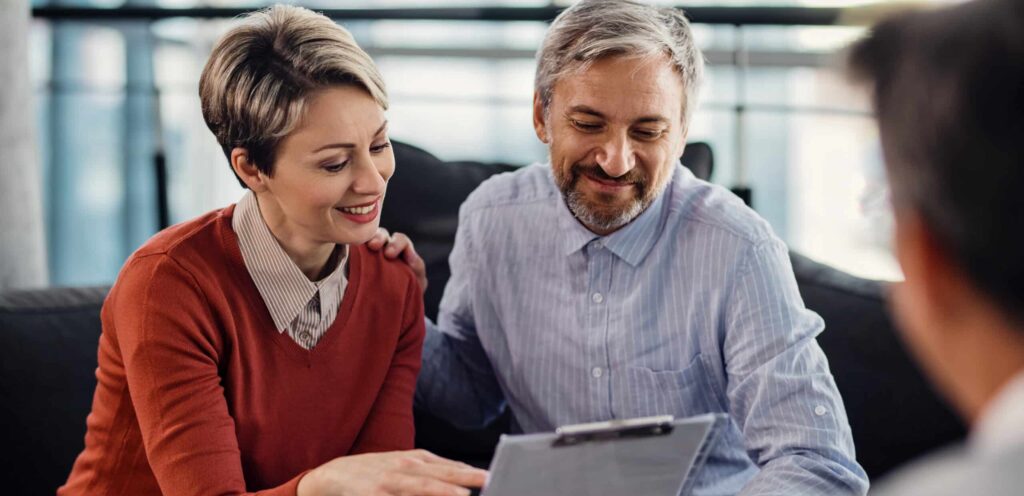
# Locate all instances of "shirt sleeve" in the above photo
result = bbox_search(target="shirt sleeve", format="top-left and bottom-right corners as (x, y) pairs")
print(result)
(722, 238), (870, 496)
(349, 271), (425, 453)
(114, 254), (304, 496)
(414, 205), (507, 429)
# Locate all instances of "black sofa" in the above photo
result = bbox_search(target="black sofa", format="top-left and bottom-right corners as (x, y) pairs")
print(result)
(0, 141), (964, 494)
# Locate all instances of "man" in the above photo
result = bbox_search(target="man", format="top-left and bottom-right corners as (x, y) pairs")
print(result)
(376, 1), (867, 493)
(847, 1), (1024, 494)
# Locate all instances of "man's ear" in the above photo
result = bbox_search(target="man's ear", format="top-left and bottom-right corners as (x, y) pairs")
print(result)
(676, 124), (689, 160)
(230, 148), (268, 192)
(532, 92), (549, 144)
(893, 207), (963, 327)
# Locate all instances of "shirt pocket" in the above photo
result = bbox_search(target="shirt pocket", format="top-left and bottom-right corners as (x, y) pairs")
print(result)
(614, 353), (725, 419)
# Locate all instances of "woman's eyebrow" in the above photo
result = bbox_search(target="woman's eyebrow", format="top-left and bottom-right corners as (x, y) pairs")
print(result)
(312, 120), (389, 153)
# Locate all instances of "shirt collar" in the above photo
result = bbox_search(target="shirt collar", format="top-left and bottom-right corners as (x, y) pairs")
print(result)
(971, 369), (1024, 456)
(556, 164), (676, 267)
(232, 191), (348, 332)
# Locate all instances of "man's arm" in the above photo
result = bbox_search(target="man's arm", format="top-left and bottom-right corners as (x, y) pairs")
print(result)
(416, 318), (506, 430)
(371, 215), (506, 430)
(723, 238), (869, 495)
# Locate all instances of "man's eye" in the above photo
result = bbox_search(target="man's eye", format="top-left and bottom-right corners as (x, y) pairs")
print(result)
(632, 129), (664, 140)
(572, 120), (602, 132)
(323, 161), (349, 173)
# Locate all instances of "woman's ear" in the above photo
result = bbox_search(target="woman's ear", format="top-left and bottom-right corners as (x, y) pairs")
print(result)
(230, 148), (268, 192)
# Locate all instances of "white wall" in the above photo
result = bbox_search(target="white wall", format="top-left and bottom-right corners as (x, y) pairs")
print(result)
(1, 0), (48, 289)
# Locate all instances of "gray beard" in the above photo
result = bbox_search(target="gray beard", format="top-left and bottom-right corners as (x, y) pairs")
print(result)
(563, 189), (646, 233)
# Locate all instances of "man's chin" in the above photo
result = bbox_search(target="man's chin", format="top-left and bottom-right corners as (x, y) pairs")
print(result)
(565, 192), (644, 233)
(578, 189), (638, 213)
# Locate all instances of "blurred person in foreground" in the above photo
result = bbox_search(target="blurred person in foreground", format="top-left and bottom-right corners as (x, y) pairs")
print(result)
(59, 5), (485, 496)
(848, 0), (1024, 494)
(374, 0), (869, 493)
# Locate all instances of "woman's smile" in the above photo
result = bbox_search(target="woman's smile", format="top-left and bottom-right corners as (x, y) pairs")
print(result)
(335, 197), (380, 224)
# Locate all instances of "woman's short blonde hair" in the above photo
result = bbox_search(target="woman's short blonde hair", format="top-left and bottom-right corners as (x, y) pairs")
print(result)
(199, 4), (387, 186)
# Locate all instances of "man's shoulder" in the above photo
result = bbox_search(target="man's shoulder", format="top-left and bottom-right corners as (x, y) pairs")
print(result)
(460, 163), (558, 216)
(873, 444), (1024, 496)
(666, 168), (776, 248)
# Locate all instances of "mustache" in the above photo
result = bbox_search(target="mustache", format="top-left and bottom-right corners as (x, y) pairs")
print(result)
(571, 163), (646, 186)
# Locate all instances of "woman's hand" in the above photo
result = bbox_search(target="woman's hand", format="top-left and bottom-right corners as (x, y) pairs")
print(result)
(297, 449), (487, 496)
(366, 228), (427, 291)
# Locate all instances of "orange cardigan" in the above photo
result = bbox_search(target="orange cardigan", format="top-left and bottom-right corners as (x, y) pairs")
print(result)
(60, 205), (424, 495)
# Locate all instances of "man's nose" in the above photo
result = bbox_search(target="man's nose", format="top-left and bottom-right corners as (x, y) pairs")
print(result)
(594, 133), (636, 178)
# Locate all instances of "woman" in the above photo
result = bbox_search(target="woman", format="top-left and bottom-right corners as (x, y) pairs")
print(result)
(59, 5), (486, 496)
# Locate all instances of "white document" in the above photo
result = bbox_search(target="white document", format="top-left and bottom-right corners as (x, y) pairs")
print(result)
(481, 414), (723, 496)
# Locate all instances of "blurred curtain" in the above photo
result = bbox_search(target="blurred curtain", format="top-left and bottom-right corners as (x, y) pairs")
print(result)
(1, 0), (48, 289)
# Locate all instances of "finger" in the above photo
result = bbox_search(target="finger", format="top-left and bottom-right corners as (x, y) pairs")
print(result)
(403, 250), (427, 291)
(383, 473), (472, 496)
(406, 450), (475, 468)
(400, 242), (424, 267)
(384, 233), (413, 258)
(366, 228), (391, 250)
(407, 463), (488, 489)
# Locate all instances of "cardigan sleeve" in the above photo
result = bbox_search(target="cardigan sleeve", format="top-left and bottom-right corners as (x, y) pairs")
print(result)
(112, 253), (305, 496)
(349, 269), (425, 453)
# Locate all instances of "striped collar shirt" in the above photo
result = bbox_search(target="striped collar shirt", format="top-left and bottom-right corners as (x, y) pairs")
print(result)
(232, 191), (348, 350)
(417, 163), (868, 495)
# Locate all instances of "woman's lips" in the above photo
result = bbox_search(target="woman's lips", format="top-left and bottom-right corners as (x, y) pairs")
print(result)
(335, 199), (380, 224)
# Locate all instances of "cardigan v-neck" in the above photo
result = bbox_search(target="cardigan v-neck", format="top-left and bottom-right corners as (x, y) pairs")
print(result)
(60, 204), (425, 496)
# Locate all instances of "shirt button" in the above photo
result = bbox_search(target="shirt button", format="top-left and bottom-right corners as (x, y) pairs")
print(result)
(591, 292), (604, 304)
(591, 367), (604, 378)
(299, 330), (312, 341)
(814, 405), (828, 416)
(592, 240), (603, 250)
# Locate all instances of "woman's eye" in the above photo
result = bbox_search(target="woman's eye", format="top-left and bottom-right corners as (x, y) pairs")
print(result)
(323, 161), (349, 173)
(370, 141), (392, 153)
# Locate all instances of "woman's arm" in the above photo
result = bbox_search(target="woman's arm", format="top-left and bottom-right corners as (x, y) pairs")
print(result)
(114, 254), (300, 495)
(115, 254), (483, 496)
(349, 270), (426, 453)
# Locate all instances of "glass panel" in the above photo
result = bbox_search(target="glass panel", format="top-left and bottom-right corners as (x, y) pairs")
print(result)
(32, 2), (916, 285)
(46, 24), (128, 285)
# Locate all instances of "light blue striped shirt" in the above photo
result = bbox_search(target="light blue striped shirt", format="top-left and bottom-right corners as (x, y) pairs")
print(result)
(416, 163), (869, 495)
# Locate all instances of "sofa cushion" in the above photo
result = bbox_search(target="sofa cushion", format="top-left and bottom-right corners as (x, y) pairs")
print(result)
(382, 140), (965, 478)
(792, 253), (966, 479)
(381, 140), (714, 321)
(0, 286), (106, 495)
(0, 140), (964, 492)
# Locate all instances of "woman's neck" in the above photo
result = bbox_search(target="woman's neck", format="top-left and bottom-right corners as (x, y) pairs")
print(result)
(255, 193), (338, 281)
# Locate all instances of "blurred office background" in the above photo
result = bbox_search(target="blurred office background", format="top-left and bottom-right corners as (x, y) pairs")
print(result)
(21, 0), (958, 288)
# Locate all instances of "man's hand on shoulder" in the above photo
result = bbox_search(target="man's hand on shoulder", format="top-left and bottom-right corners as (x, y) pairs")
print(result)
(366, 228), (428, 291)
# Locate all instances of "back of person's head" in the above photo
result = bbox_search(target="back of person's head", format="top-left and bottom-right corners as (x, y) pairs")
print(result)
(534, 0), (704, 124)
(199, 4), (387, 187)
(849, 0), (1024, 328)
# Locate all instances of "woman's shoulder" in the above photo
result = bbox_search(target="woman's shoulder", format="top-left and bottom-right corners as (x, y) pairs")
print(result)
(351, 245), (420, 298)
(131, 207), (231, 259)
(114, 206), (240, 299)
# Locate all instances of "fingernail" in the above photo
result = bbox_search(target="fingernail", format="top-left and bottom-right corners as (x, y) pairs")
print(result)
(455, 489), (470, 496)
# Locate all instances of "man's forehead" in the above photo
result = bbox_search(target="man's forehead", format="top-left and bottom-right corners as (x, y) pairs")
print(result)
(553, 55), (684, 121)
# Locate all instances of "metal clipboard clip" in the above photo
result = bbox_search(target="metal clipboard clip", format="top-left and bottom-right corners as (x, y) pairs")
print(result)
(551, 415), (675, 448)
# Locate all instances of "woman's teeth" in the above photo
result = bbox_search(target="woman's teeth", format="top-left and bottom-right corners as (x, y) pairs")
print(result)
(339, 204), (374, 215)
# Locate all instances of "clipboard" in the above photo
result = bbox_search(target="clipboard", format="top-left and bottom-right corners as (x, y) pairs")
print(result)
(480, 413), (724, 496)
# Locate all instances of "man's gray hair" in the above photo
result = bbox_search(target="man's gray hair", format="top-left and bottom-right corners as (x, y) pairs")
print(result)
(535, 0), (705, 124)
